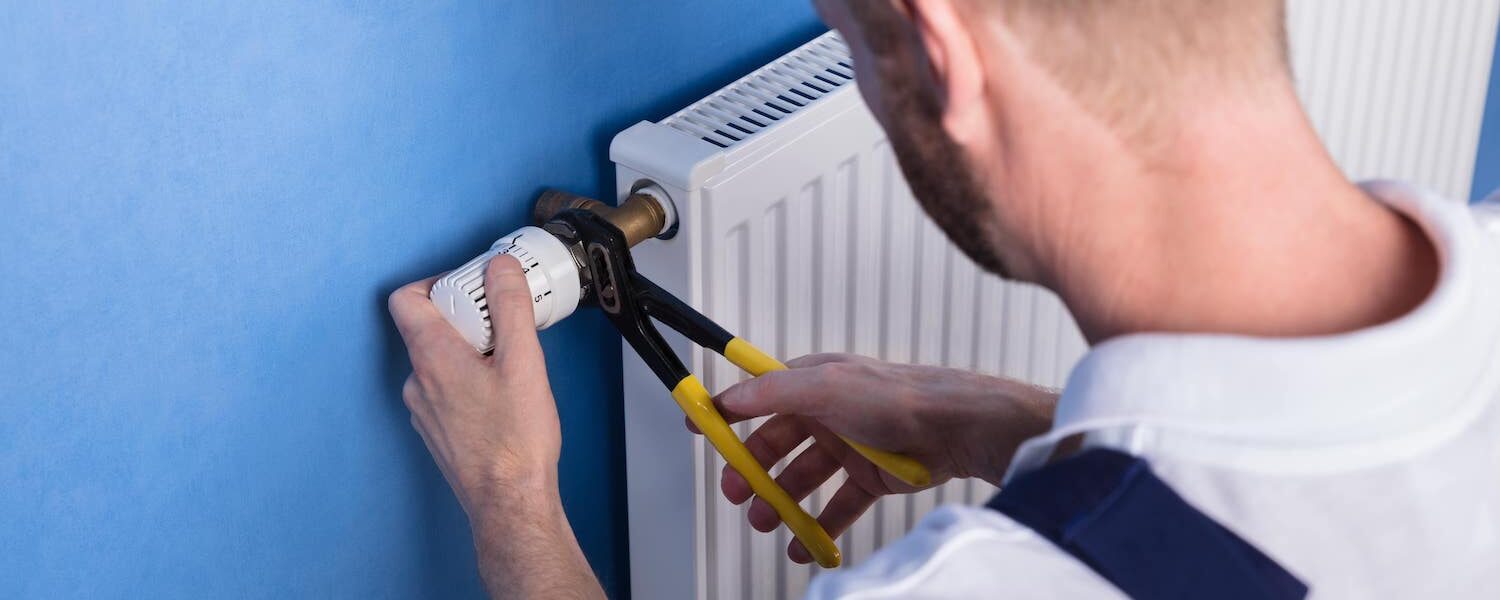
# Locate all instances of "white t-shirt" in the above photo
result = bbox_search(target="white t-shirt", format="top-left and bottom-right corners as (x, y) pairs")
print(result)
(808, 181), (1500, 599)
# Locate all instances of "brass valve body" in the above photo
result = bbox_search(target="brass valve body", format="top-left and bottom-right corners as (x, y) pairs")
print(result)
(533, 189), (670, 248)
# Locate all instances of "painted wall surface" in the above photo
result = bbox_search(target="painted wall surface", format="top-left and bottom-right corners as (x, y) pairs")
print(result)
(0, 3), (820, 598)
(1476, 29), (1500, 201)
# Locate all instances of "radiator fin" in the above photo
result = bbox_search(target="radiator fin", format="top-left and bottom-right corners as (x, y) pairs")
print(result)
(666, 34), (854, 149)
(1287, 0), (1500, 200)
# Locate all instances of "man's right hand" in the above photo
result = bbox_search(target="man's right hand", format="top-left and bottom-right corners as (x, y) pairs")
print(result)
(694, 353), (1058, 564)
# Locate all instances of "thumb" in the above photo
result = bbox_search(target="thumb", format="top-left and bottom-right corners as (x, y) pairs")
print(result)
(716, 369), (823, 419)
(483, 254), (541, 356)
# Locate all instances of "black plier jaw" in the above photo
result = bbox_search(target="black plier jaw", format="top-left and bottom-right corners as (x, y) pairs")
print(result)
(550, 209), (720, 389)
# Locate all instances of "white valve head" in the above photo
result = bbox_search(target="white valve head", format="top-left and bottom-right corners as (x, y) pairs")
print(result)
(429, 226), (583, 353)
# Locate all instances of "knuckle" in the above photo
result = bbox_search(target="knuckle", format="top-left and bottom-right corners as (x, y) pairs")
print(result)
(742, 428), (771, 457)
(390, 286), (438, 330)
(716, 378), (751, 404)
(494, 290), (531, 314)
(388, 289), (413, 319)
(401, 376), (421, 407)
(747, 372), (784, 402)
(812, 362), (851, 387)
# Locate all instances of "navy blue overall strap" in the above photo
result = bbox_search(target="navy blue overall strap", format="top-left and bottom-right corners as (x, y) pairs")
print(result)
(986, 448), (1308, 600)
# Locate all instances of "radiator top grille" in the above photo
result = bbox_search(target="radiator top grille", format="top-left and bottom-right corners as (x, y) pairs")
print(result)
(664, 33), (855, 149)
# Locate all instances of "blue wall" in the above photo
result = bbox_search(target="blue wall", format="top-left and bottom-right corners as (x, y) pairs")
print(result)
(1475, 31), (1500, 201)
(0, 3), (820, 598)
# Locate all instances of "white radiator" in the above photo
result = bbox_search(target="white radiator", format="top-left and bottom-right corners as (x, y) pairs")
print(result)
(1286, 0), (1499, 200)
(612, 3), (1498, 597)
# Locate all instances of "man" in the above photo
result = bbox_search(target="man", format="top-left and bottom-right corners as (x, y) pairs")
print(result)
(388, 0), (1500, 597)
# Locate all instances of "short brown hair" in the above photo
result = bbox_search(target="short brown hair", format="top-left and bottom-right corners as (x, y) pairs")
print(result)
(979, 0), (1290, 141)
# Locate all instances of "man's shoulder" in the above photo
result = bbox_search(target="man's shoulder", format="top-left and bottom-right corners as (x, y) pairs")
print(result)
(805, 506), (1122, 600)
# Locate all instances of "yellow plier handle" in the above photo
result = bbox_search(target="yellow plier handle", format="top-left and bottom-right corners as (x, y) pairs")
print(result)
(671, 374), (843, 567)
(562, 208), (929, 569)
(674, 339), (932, 568)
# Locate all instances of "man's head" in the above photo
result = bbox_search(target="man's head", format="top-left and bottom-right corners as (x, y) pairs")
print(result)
(813, 0), (1291, 284)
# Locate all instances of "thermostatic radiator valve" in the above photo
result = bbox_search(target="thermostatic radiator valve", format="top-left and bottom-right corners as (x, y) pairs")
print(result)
(429, 186), (676, 352)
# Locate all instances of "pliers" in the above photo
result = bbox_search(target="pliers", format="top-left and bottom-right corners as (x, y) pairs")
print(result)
(546, 208), (932, 569)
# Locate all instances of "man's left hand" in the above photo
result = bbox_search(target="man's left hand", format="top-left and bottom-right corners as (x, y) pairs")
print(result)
(388, 255), (561, 515)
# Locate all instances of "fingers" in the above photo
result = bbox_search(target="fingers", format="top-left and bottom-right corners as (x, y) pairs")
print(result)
(389, 276), (442, 340)
(483, 254), (541, 356)
(715, 369), (824, 420)
(685, 354), (878, 435)
(685, 391), (758, 434)
(787, 480), (880, 564)
(721, 415), (811, 504)
(747, 442), (841, 532)
(715, 354), (879, 420)
(389, 275), (472, 369)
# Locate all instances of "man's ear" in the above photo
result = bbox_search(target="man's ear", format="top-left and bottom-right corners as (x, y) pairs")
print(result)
(905, 0), (987, 142)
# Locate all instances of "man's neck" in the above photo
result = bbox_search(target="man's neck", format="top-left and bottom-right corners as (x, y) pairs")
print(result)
(1040, 91), (1440, 344)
